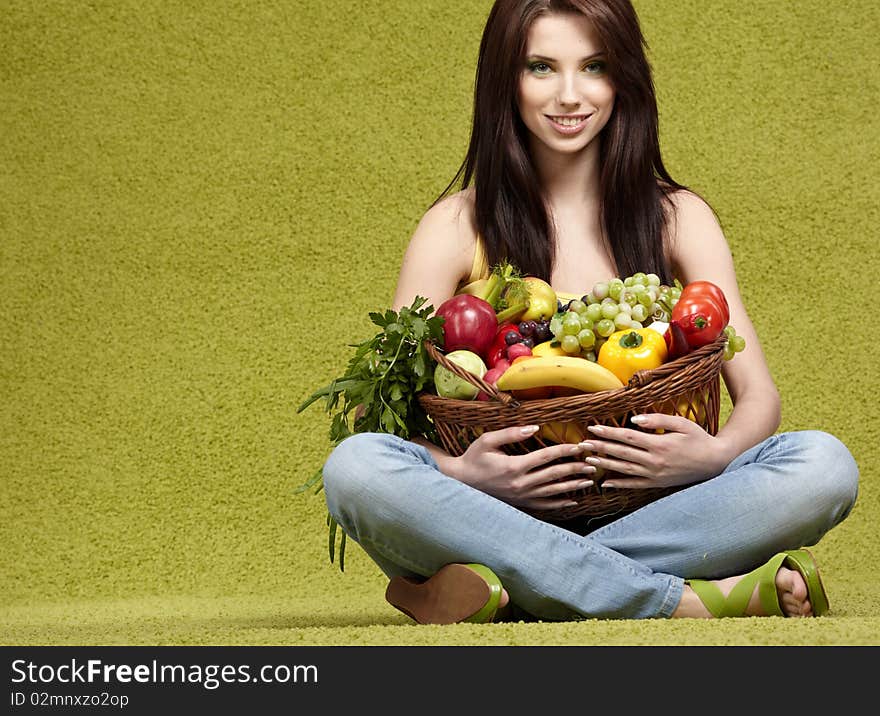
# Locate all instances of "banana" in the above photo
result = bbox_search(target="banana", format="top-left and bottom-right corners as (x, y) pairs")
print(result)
(496, 355), (624, 393)
(539, 420), (587, 444)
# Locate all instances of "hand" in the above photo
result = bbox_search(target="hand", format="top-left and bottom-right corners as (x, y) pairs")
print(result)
(578, 414), (732, 489)
(450, 425), (596, 511)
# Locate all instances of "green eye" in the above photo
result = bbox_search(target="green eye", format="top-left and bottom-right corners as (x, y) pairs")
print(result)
(584, 60), (607, 75)
(528, 62), (551, 75)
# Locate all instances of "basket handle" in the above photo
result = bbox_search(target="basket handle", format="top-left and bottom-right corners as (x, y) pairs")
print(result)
(424, 340), (518, 405)
(626, 334), (727, 388)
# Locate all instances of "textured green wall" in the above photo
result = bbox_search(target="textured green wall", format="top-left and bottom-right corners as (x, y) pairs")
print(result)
(2, 1), (878, 644)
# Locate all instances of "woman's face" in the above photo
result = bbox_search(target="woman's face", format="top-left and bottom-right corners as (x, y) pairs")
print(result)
(517, 12), (615, 157)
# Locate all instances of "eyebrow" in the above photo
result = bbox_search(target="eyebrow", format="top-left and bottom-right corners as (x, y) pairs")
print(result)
(526, 52), (605, 62)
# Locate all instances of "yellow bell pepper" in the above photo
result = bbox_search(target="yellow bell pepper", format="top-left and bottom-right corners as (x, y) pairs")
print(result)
(598, 328), (668, 385)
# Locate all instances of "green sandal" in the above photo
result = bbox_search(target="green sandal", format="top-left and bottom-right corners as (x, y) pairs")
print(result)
(686, 549), (830, 617)
(385, 563), (503, 625)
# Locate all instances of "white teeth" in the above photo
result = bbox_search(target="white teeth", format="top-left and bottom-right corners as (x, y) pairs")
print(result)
(550, 116), (586, 127)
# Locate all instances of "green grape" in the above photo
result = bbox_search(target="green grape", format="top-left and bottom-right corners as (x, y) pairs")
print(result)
(583, 350), (597, 363)
(621, 290), (637, 307)
(614, 312), (633, 330)
(630, 320), (643, 329)
(631, 271), (647, 285)
(562, 313), (582, 335)
(730, 335), (746, 352)
(599, 303), (618, 319)
(646, 273), (661, 286)
(585, 291), (600, 305)
(577, 328), (596, 349)
(670, 287), (682, 300)
(617, 302), (632, 315)
(623, 276), (635, 287)
(637, 292), (654, 309)
(592, 282), (609, 300)
(579, 317), (594, 330)
(568, 299), (586, 314)
(549, 315), (563, 338)
(585, 303), (603, 322)
(596, 318), (616, 337)
(561, 334), (581, 353)
(601, 297), (618, 307)
(608, 278), (624, 300)
(724, 325), (737, 339)
(723, 344), (735, 361)
(631, 304), (648, 322)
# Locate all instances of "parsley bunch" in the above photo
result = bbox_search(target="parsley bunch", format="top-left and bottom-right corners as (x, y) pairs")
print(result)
(296, 296), (444, 569)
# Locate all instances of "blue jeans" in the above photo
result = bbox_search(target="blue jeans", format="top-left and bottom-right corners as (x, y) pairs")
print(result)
(322, 430), (858, 620)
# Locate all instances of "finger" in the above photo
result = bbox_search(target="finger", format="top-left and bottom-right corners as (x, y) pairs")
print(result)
(578, 438), (649, 464)
(521, 460), (596, 491)
(520, 441), (588, 471)
(602, 477), (657, 489)
(583, 423), (658, 448)
(626, 413), (700, 434)
(584, 453), (651, 478)
(522, 496), (582, 512)
(480, 424), (542, 448)
(528, 475), (596, 498)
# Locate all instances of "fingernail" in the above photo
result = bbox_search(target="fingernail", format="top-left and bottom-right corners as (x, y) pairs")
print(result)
(521, 425), (539, 435)
(582, 465), (596, 474)
(578, 480), (594, 489)
(602, 482), (617, 489)
(585, 457), (600, 465)
(587, 425), (605, 433)
(630, 415), (646, 424)
(564, 501), (578, 507)
(569, 445), (582, 454)
(578, 441), (595, 451)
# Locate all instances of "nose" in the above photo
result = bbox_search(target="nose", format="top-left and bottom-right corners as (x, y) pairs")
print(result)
(556, 71), (581, 108)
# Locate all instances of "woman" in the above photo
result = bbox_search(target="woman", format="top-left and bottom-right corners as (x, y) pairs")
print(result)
(321, 0), (859, 621)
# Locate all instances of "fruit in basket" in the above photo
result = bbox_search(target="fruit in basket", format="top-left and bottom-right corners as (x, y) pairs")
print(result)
(496, 355), (624, 394)
(476, 366), (505, 401)
(532, 340), (567, 357)
(434, 349), (487, 400)
(486, 322), (522, 367)
(435, 295), (497, 357)
(597, 328), (668, 385)
(670, 280), (729, 349)
(520, 277), (558, 322)
(539, 420), (587, 444)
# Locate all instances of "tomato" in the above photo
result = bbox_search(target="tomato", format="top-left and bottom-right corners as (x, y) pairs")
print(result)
(671, 281), (730, 349)
(436, 295), (497, 357)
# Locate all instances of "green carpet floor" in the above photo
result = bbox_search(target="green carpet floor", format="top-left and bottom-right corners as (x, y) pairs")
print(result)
(2, 0), (878, 646)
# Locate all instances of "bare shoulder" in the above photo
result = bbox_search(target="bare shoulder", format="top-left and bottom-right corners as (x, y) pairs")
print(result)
(664, 189), (729, 260)
(416, 187), (477, 243)
(392, 188), (479, 311)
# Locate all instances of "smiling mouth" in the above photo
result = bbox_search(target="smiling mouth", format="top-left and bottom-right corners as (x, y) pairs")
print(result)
(547, 114), (590, 127)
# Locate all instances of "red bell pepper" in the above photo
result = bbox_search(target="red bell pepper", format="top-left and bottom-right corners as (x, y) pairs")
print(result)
(486, 322), (522, 367)
(671, 281), (730, 349)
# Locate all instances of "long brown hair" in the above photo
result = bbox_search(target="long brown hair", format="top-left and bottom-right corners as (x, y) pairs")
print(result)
(436, 0), (686, 284)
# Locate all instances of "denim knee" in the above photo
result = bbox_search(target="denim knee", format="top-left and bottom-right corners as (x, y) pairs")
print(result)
(792, 430), (859, 523)
(321, 432), (390, 519)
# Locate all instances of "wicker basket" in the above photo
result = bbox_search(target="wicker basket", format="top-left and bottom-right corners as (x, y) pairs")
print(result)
(418, 335), (726, 523)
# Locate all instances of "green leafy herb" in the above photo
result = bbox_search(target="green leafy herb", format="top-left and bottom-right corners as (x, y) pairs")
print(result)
(296, 296), (445, 570)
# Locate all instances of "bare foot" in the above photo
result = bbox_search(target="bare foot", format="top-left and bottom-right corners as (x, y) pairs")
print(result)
(675, 566), (811, 618)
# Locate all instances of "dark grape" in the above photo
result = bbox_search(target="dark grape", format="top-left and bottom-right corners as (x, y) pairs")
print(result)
(518, 321), (534, 337)
(504, 331), (522, 345)
(522, 337), (534, 348)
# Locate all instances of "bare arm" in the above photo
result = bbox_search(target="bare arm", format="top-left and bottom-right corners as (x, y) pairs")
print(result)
(669, 190), (781, 462)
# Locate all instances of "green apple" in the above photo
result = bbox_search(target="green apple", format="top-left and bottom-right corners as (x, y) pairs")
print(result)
(434, 350), (487, 400)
